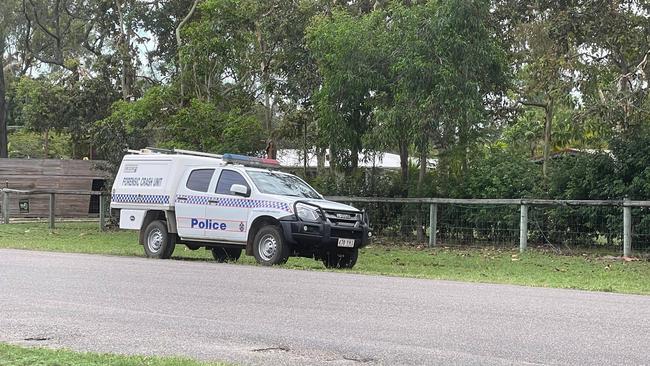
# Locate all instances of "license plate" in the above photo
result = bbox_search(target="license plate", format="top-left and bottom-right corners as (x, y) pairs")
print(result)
(337, 238), (355, 248)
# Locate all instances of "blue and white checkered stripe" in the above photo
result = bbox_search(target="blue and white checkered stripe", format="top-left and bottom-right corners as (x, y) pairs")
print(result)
(219, 198), (290, 212)
(112, 194), (170, 205)
(176, 195), (291, 212)
(176, 194), (210, 205)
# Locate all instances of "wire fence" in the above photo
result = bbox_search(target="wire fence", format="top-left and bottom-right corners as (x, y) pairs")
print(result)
(328, 197), (650, 256)
(2, 189), (649, 256)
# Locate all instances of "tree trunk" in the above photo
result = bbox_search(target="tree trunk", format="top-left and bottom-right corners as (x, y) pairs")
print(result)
(176, 0), (200, 99)
(350, 145), (359, 170)
(316, 147), (325, 173)
(542, 98), (554, 178)
(256, 24), (276, 159)
(350, 110), (361, 169)
(115, 0), (134, 101)
(398, 139), (409, 237)
(303, 120), (308, 176)
(398, 137), (409, 194)
(0, 36), (7, 158)
(415, 142), (427, 242)
(43, 129), (49, 159)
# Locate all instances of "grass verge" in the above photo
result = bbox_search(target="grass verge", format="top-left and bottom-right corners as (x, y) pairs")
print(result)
(0, 343), (229, 366)
(1, 222), (649, 295)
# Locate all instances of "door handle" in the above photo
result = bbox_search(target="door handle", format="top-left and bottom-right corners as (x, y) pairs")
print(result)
(176, 197), (187, 201)
(208, 200), (219, 204)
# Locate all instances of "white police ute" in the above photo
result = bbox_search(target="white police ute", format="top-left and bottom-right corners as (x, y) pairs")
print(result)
(111, 148), (370, 268)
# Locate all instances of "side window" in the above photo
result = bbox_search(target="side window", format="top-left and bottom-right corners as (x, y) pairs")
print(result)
(186, 169), (214, 192)
(216, 170), (250, 195)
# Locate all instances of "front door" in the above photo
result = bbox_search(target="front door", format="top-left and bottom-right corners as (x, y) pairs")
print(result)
(204, 169), (252, 243)
(175, 168), (215, 239)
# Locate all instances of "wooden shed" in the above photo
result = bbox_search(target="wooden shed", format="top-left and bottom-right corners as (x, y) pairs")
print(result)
(0, 159), (108, 218)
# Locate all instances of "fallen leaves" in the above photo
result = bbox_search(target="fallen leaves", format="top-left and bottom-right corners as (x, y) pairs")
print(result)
(623, 257), (640, 262)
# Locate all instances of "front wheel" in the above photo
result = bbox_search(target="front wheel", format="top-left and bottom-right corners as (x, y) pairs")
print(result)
(253, 225), (290, 266)
(211, 247), (242, 263)
(143, 220), (175, 259)
(323, 248), (358, 269)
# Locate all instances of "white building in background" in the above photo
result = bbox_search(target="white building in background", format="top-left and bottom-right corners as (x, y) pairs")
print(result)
(276, 149), (437, 170)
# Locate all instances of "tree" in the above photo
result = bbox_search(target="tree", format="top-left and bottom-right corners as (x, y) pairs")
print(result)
(194, 0), (322, 158)
(0, 35), (7, 158)
(506, 1), (582, 178)
(20, 0), (89, 76)
(572, 1), (650, 135)
(66, 76), (120, 158)
(307, 9), (384, 170)
(0, 0), (22, 158)
(14, 77), (69, 158)
(497, 1), (650, 177)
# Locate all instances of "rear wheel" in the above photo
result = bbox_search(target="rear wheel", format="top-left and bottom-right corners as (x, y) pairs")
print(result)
(323, 248), (358, 269)
(143, 220), (175, 259)
(211, 247), (242, 262)
(253, 225), (290, 266)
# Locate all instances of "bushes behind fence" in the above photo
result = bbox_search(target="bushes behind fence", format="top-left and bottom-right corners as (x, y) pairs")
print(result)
(306, 130), (650, 249)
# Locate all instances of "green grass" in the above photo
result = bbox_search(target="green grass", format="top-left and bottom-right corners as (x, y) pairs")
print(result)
(0, 343), (230, 366)
(1, 222), (649, 295)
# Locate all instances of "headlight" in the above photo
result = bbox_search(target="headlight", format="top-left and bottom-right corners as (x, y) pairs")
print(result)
(296, 203), (321, 222)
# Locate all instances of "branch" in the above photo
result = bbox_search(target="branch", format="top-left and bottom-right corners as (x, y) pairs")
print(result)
(136, 74), (158, 84)
(81, 22), (103, 57)
(175, 0), (200, 51)
(31, 51), (65, 68)
(20, 14), (34, 75)
(222, 70), (251, 96)
(519, 99), (548, 109)
(28, 0), (60, 43)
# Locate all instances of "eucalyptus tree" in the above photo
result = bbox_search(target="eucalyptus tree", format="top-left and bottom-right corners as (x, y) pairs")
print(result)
(570, 1), (650, 135)
(0, 0), (22, 158)
(512, 13), (575, 178)
(187, 0), (321, 159)
(307, 9), (385, 170)
(20, 0), (93, 79)
(495, 1), (650, 177)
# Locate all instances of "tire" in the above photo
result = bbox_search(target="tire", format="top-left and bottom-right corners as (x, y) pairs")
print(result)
(323, 248), (358, 269)
(211, 247), (243, 263)
(143, 220), (175, 259)
(253, 225), (290, 266)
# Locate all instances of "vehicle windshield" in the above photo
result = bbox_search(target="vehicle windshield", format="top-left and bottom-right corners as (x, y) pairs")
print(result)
(246, 171), (322, 199)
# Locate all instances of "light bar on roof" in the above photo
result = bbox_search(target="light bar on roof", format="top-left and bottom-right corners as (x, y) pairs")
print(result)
(223, 153), (281, 169)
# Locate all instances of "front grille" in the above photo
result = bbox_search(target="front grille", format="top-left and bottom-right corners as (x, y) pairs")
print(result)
(324, 210), (362, 226)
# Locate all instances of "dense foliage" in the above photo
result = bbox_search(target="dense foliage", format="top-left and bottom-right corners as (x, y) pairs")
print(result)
(1, 0), (649, 209)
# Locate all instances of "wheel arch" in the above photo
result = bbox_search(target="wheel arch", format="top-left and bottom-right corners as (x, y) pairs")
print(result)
(139, 210), (168, 245)
(246, 215), (282, 256)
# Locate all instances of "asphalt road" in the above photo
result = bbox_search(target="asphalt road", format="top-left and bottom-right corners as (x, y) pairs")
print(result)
(1, 249), (649, 366)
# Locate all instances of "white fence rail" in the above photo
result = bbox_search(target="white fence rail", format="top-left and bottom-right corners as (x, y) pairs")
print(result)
(2, 189), (648, 256)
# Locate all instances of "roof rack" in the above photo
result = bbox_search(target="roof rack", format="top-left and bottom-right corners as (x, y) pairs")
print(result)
(172, 149), (223, 159)
(127, 147), (223, 160)
(126, 147), (175, 155)
(127, 147), (280, 169)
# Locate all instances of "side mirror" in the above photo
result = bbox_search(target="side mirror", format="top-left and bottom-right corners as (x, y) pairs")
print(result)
(230, 184), (249, 197)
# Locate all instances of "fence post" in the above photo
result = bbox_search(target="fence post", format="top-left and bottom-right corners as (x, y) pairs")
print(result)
(519, 204), (528, 252)
(623, 198), (632, 257)
(99, 193), (106, 231)
(2, 191), (9, 224)
(48, 193), (55, 230)
(428, 203), (437, 247)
